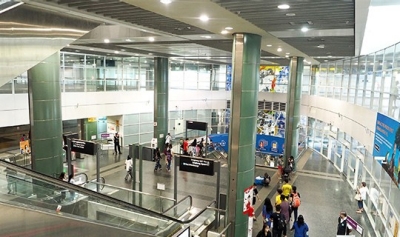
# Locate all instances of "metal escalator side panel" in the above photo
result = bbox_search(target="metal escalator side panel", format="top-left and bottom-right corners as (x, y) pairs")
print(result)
(0, 3), (100, 86)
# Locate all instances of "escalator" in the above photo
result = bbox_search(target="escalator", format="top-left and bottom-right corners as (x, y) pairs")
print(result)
(0, 160), (216, 237)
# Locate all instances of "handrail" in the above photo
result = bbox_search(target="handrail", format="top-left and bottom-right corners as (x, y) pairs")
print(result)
(89, 181), (176, 202)
(218, 222), (232, 237)
(0, 160), (216, 225)
(162, 195), (192, 214)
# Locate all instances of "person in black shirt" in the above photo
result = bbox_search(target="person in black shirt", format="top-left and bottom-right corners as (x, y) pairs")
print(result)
(270, 205), (287, 237)
(114, 132), (121, 154)
(337, 211), (352, 235)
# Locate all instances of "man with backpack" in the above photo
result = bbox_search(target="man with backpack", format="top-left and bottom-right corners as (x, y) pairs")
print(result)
(270, 205), (287, 237)
(290, 186), (301, 222)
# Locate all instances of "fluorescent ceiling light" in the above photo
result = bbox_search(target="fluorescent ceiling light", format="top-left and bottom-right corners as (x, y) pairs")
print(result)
(266, 44), (272, 47)
(286, 13), (296, 16)
(125, 39), (132, 42)
(148, 37), (155, 42)
(278, 4), (290, 10)
(160, 0), (171, 4)
(286, 52), (290, 54)
(317, 44), (325, 48)
(225, 27), (233, 30)
(221, 30), (229, 34)
(277, 48), (282, 52)
(201, 35), (212, 39)
(104, 39), (110, 43)
(114, 51), (119, 54)
(199, 15), (209, 22)
(301, 27), (309, 32)
(90, 48), (94, 51)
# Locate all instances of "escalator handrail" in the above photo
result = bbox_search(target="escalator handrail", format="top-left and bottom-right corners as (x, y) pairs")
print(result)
(0, 160), (216, 225)
(89, 181), (176, 202)
(162, 195), (192, 214)
(180, 200), (217, 223)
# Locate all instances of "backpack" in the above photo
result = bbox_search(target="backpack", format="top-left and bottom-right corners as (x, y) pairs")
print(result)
(292, 192), (301, 208)
(276, 213), (286, 231)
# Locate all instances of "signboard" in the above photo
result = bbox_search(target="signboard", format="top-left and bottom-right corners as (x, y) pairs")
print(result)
(63, 133), (79, 145)
(179, 156), (214, 176)
(88, 117), (96, 122)
(243, 185), (254, 237)
(19, 140), (30, 154)
(347, 215), (363, 235)
(101, 133), (110, 138)
(71, 139), (96, 155)
(157, 183), (165, 191)
(373, 112), (400, 187)
(226, 64), (232, 91)
(186, 121), (207, 131)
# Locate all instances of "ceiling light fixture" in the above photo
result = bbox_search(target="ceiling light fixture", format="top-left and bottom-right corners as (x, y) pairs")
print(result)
(221, 30), (229, 34)
(199, 15), (209, 22)
(104, 39), (110, 43)
(266, 44), (272, 47)
(277, 48), (282, 52)
(201, 35), (212, 39)
(160, 0), (172, 4)
(90, 48), (94, 51)
(286, 52), (290, 54)
(114, 51), (119, 54)
(225, 27), (233, 30)
(317, 44), (325, 48)
(286, 13), (296, 16)
(278, 4), (290, 10)
(301, 27), (309, 32)
(149, 37), (155, 42)
(125, 39), (132, 42)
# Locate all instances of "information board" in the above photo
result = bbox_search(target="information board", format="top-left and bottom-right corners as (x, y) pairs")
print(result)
(179, 156), (214, 176)
(71, 139), (96, 155)
(186, 121), (207, 131)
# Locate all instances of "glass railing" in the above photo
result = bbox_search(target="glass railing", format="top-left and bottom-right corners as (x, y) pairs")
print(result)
(85, 181), (176, 214)
(0, 159), (218, 236)
(162, 195), (192, 219)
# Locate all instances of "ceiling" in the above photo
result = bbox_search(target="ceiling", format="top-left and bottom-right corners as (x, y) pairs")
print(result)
(22, 0), (360, 65)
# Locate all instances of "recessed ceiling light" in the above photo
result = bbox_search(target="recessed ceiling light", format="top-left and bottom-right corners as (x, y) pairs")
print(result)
(266, 44), (272, 47)
(135, 54), (139, 56)
(221, 30), (229, 34)
(67, 44), (70, 47)
(286, 13), (296, 16)
(148, 53), (153, 55)
(121, 49), (126, 52)
(114, 51), (119, 54)
(285, 55), (289, 58)
(328, 55), (332, 58)
(199, 15), (209, 22)
(317, 44), (325, 48)
(301, 27), (309, 32)
(307, 61), (311, 64)
(144, 60), (147, 63)
(201, 35), (212, 39)
(278, 4), (290, 9)
(285, 52), (290, 54)
(148, 37), (155, 42)
(160, 0), (171, 4)
(104, 39), (110, 43)
(324, 60), (328, 62)
(125, 39), (132, 42)
(277, 48), (282, 52)
(90, 48), (94, 51)
(225, 27), (233, 30)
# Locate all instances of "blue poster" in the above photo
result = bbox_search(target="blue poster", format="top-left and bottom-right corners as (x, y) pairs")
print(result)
(226, 64), (232, 91)
(373, 113), (400, 187)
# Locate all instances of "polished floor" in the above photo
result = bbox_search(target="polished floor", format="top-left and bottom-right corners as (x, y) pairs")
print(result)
(66, 147), (376, 237)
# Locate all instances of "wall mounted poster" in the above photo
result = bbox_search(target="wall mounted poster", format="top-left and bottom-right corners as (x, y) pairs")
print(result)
(373, 112), (400, 187)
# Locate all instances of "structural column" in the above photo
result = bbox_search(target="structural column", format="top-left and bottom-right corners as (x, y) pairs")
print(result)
(284, 57), (304, 163)
(28, 52), (63, 176)
(154, 57), (169, 150)
(227, 33), (261, 237)
(310, 65), (318, 95)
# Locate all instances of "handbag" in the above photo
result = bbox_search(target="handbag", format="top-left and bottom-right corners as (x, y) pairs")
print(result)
(354, 193), (361, 201)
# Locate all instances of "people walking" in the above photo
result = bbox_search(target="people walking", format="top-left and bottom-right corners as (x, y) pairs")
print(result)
(5, 167), (17, 194)
(270, 205), (287, 237)
(165, 133), (172, 146)
(290, 186), (301, 222)
(356, 182), (368, 213)
(256, 225), (272, 237)
(125, 155), (133, 180)
(290, 215), (309, 237)
(154, 147), (162, 171)
(262, 197), (273, 227)
(166, 144), (173, 172)
(337, 211), (352, 235)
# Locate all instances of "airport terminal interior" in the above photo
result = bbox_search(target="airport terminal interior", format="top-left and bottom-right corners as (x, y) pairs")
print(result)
(1, 0), (400, 236)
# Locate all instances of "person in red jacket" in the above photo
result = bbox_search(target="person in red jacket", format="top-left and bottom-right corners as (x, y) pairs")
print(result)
(183, 138), (189, 155)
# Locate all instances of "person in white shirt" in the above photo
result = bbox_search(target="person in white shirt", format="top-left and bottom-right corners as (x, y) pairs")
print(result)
(125, 156), (133, 181)
(357, 182), (369, 213)
(165, 133), (172, 146)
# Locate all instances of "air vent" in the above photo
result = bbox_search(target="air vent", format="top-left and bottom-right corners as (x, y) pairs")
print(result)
(258, 101), (264, 109)
(280, 103), (286, 111)
(265, 101), (272, 110)
(273, 102), (280, 111)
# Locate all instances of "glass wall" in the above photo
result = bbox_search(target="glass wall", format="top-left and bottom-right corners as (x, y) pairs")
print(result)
(0, 52), (227, 94)
(314, 42), (400, 121)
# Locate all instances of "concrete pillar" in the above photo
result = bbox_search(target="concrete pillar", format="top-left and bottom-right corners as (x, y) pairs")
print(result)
(226, 33), (261, 237)
(28, 52), (63, 176)
(154, 57), (169, 150)
(310, 65), (318, 95)
(284, 57), (304, 163)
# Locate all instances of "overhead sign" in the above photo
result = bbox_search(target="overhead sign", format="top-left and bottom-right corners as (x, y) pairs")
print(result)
(71, 139), (97, 155)
(186, 121), (207, 131)
(179, 156), (214, 176)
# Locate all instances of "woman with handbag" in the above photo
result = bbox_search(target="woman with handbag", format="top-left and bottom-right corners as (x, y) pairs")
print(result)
(356, 182), (368, 213)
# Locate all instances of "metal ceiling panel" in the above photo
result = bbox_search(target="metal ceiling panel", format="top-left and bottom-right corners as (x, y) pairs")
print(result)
(45, 0), (212, 35)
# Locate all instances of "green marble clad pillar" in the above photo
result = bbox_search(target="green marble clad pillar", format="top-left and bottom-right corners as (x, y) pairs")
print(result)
(227, 33), (261, 237)
(154, 57), (169, 150)
(28, 52), (63, 176)
(310, 65), (318, 95)
(284, 57), (304, 163)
